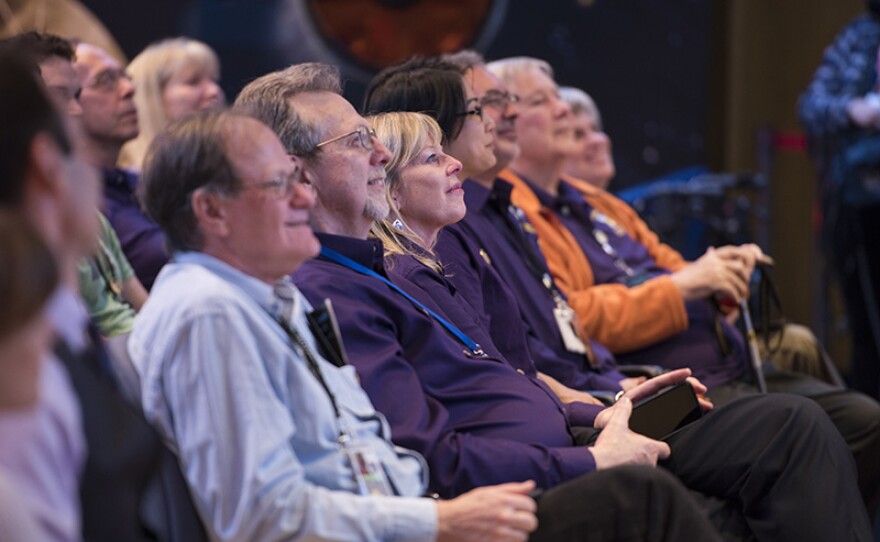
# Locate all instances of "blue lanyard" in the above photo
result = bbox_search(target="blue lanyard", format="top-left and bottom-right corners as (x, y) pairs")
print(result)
(320, 247), (484, 356)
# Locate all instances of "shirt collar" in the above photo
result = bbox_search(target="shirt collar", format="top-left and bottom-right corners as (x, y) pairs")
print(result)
(463, 178), (518, 215)
(524, 176), (585, 213)
(489, 178), (516, 208)
(556, 179), (590, 207)
(101, 167), (139, 191)
(172, 251), (283, 316)
(315, 233), (386, 274)
(462, 178), (492, 211)
(521, 175), (556, 208)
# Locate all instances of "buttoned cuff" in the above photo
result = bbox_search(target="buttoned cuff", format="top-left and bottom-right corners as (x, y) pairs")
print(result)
(564, 402), (604, 427)
(553, 445), (598, 482)
(373, 495), (438, 542)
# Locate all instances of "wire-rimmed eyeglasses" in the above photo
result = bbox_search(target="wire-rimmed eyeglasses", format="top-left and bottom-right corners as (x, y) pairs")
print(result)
(238, 167), (305, 199)
(85, 68), (132, 93)
(456, 104), (484, 121)
(480, 90), (520, 110)
(315, 126), (377, 151)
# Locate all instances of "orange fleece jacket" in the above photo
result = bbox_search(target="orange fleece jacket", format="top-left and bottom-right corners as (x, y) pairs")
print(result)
(499, 168), (689, 353)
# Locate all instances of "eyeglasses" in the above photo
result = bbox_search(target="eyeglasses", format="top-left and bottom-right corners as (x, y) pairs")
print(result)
(456, 104), (484, 121)
(85, 68), (132, 93)
(48, 85), (82, 105)
(480, 90), (520, 110)
(315, 126), (376, 151)
(239, 168), (305, 199)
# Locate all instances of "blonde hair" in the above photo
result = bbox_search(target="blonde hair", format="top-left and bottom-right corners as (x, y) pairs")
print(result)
(367, 111), (444, 274)
(118, 37), (221, 170)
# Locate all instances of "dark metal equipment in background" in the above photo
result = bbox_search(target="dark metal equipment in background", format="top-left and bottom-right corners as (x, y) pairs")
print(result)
(621, 172), (769, 261)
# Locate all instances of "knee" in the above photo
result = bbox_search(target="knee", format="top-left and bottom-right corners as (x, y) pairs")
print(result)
(742, 393), (833, 435)
(836, 393), (880, 444)
(602, 465), (688, 498)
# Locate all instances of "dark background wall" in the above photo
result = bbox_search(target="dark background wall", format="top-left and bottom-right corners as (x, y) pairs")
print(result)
(80, 0), (713, 189)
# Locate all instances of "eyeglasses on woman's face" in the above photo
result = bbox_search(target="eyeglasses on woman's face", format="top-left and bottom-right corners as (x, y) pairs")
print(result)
(456, 104), (484, 121)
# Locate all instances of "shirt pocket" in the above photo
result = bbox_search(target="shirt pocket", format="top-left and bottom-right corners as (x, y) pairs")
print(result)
(332, 364), (378, 418)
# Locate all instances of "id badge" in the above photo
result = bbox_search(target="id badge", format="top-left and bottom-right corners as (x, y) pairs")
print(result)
(554, 305), (587, 354)
(346, 443), (394, 496)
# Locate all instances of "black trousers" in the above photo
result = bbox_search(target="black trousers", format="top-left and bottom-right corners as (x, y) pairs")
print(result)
(710, 372), (880, 517)
(824, 198), (880, 399)
(530, 465), (721, 542)
(662, 393), (872, 541)
(571, 393), (871, 540)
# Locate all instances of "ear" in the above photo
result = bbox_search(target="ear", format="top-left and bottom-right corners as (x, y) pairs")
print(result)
(297, 158), (318, 192)
(190, 187), (232, 238)
(13, 134), (69, 249)
(26, 133), (66, 200)
(389, 184), (403, 211)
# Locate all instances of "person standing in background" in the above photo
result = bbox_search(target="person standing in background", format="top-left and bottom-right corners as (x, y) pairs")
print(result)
(799, 0), (880, 401)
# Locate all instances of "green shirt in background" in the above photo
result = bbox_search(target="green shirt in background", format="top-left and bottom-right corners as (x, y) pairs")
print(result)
(77, 212), (137, 337)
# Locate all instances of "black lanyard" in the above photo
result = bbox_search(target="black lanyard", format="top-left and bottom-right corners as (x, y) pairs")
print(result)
(273, 311), (351, 445)
(485, 200), (597, 365)
(499, 202), (568, 304)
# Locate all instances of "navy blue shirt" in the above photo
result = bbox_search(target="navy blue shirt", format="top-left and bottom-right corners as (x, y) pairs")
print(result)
(293, 234), (597, 497)
(533, 179), (748, 389)
(101, 168), (168, 290)
(436, 179), (624, 392)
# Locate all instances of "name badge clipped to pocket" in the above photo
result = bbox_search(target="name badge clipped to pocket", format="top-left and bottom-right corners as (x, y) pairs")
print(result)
(346, 442), (394, 496)
(553, 303), (587, 355)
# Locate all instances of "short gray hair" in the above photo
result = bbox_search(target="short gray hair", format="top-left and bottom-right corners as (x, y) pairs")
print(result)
(234, 62), (342, 157)
(441, 49), (486, 71)
(560, 86), (603, 131)
(141, 110), (243, 252)
(485, 56), (554, 86)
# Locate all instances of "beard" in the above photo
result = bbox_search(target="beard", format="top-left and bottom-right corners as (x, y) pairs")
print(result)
(363, 192), (391, 222)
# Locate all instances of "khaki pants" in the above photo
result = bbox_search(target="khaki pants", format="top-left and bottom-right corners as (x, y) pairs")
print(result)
(759, 322), (845, 387)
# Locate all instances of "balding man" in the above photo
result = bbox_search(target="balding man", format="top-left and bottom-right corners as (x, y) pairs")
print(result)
(75, 42), (168, 289)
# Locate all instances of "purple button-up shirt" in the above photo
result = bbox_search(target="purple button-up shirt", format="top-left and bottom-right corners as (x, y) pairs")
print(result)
(534, 179), (747, 389)
(101, 168), (167, 290)
(437, 179), (625, 392)
(385, 242), (601, 427)
(293, 234), (597, 497)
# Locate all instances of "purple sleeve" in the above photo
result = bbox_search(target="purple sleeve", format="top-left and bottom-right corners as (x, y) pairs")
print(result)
(563, 401), (604, 428)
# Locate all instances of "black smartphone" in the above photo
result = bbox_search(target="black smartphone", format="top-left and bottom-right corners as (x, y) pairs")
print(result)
(628, 381), (702, 441)
(306, 299), (349, 367)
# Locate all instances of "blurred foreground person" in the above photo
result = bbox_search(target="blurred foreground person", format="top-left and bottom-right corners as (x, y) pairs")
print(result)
(0, 211), (60, 540)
